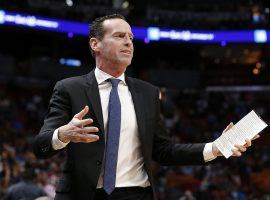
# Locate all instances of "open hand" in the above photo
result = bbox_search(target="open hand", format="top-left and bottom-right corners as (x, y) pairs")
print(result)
(58, 106), (99, 143)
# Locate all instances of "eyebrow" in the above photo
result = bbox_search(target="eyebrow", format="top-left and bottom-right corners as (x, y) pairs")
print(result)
(113, 31), (134, 38)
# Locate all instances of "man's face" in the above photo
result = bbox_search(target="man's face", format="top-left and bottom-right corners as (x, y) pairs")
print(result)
(97, 18), (134, 68)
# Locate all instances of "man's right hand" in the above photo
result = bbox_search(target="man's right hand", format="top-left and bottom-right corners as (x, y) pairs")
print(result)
(58, 106), (99, 143)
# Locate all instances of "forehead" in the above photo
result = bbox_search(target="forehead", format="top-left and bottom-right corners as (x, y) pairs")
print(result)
(102, 18), (133, 35)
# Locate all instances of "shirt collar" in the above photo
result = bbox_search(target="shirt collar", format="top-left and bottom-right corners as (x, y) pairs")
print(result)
(95, 67), (126, 85)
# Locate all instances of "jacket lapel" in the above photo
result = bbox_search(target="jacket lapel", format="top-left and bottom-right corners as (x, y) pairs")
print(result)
(85, 70), (105, 135)
(84, 72), (147, 147)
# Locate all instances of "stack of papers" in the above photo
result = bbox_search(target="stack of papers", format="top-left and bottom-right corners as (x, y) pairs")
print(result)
(214, 110), (268, 158)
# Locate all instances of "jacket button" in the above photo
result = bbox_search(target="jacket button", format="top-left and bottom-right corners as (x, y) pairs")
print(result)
(41, 147), (49, 152)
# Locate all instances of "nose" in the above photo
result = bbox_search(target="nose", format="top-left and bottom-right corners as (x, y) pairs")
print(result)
(124, 35), (132, 47)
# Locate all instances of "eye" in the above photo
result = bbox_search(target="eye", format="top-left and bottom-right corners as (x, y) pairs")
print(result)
(116, 34), (125, 38)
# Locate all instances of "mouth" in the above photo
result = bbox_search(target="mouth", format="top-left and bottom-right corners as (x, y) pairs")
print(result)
(120, 50), (132, 55)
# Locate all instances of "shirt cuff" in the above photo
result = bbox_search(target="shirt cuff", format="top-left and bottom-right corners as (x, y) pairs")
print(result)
(51, 128), (69, 150)
(203, 142), (217, 162)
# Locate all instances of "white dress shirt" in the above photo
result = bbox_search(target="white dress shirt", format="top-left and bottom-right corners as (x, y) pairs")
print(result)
(51, 67), (216, 188)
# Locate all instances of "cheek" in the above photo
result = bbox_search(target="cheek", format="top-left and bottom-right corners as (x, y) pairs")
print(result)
(102, 41), (125, 59)
(102, 46), (113, 56)
(104, 43), (117, 54)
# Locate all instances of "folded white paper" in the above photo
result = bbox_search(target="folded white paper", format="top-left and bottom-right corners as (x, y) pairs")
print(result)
(214, 110), (268, 158)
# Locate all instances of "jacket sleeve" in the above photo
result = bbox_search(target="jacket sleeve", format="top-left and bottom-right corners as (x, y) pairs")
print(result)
(33, 81), (72, 159)
(152, 88), (206, 166)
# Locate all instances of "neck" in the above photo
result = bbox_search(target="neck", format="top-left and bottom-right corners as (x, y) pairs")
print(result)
(96, 60), (127, 78)
(100, 67), (125, 77)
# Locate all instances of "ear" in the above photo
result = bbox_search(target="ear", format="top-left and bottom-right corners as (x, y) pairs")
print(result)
(89, 38), (100, 54)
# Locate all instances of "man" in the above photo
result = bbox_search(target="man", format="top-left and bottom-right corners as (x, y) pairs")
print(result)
(33, 14), (258, 200)
(3, 167), (47, 200)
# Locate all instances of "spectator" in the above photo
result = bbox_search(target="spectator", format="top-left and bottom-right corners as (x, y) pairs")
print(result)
(3, 165), (47, 200)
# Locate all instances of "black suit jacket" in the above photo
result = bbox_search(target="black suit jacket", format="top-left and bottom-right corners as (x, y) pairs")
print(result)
(33, 70), (206, 200)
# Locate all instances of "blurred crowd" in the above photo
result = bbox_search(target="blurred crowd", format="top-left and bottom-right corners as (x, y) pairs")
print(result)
(146, 0), (268, 30)
(1, 80), (270, 199)
(155, 89), (270, 199)
(0, 82), (60, 199)
(1, 0), (268, 29)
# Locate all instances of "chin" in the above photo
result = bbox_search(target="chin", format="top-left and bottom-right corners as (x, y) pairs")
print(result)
(119, 58), (132, 66)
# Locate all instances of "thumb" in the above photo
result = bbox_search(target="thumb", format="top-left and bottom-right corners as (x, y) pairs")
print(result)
(223, 122), (234, 134)
(74, 106), (89, 120)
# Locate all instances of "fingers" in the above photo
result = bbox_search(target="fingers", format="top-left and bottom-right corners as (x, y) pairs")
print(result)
(231, 135), (261, 157)
(66, 126), (99, 143)
(61, 106), (101, 144)
(232, 149), (242, 157)
(232, 143), (248, 157)
(252, 134), (260, 141)
(75, 118), (93, 127)
(244, 139), (252, 147)
(234, 144), (246, 152)
(232, 145), (245, 157)
(58, 123), (99, 143)
(74, 126), (99, 134)
(243, 135), (260, 147)
(68, 133), (99, 143)
(74, 106), (89, 120)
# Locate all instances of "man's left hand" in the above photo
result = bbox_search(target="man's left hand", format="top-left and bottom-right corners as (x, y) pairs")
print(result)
(212, 122), (260, 157)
